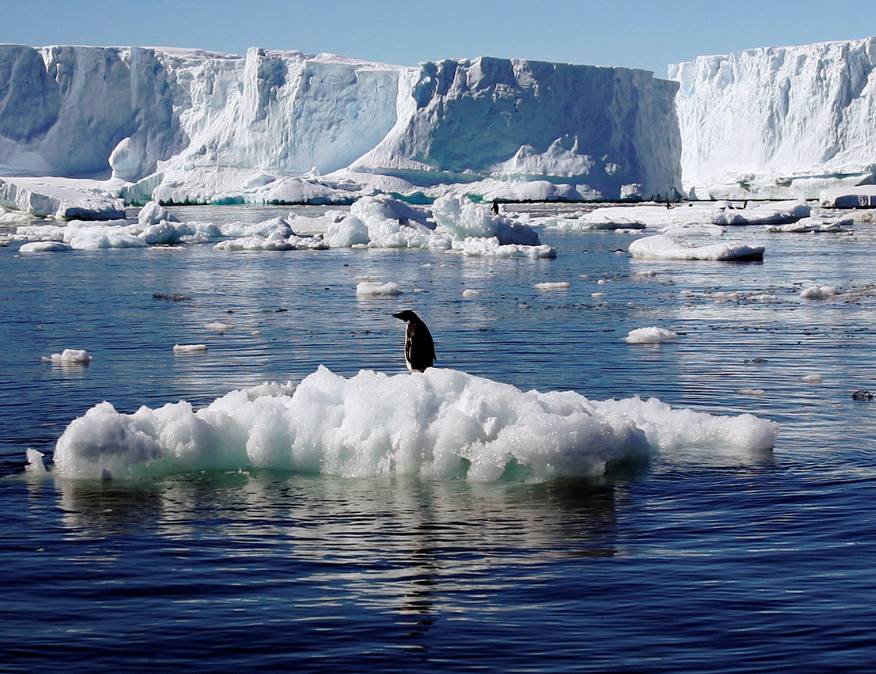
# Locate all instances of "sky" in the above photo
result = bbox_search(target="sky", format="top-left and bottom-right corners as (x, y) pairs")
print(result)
(0, 0), (873, 75)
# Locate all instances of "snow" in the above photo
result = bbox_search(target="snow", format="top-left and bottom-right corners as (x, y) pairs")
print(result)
(49, 365), (778, 481)
(629, 234), (765, 261)
(42, 349), (91, 364)
(356, 281), (401, 296)
(800, 285), (838, 300)
(670, 37), (876, 199)
(711, 201), (810, 226)
(0, 44), (680, 203)
(625, 327), (678, 344)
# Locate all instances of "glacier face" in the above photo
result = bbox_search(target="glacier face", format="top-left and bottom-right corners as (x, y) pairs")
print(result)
(0, 44), (681, 202)
(670, 37), (876, 199)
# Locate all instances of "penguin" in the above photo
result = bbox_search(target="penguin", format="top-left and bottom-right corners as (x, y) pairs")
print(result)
(392, 310), (437, 372)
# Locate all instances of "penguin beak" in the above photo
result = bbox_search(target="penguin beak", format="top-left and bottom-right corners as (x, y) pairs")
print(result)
(392, 312), (404, 320)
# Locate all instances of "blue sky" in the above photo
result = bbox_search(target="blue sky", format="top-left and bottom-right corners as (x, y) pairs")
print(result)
(1, 0), (873, 75)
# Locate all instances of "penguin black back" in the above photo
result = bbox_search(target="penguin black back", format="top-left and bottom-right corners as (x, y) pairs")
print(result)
(392, 310), (436, 372)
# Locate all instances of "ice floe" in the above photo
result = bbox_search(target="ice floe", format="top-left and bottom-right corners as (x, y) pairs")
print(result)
(799, 285), (838, 300)
(534, 282), (571, 291)
(629, 234), (765, 261)
(624, 327), (678, 344)
(765, 216), (853, 233)
(820, 186), (876, 209)
(356, 281), (401, 297)
(42, 349), (92, 364)
(173, 344), (208, 353)
(48, 366), (778, 481)
(711, 201), (810, 226)
(19, 241), (72, 253)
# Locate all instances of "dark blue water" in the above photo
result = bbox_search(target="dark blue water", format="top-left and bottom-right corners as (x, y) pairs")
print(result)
(2, 205), (876, 671)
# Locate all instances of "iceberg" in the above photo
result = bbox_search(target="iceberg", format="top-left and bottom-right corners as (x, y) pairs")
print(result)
(49, 366), (778, 482)
(0, 44), (682, 204)
(0, 177), (125, 220)
(670, 37), (876, 199)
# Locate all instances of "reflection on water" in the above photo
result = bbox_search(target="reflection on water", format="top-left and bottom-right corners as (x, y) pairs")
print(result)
(3, 205), (876, 670)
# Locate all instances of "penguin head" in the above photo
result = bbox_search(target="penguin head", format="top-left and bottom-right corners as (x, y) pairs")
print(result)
(392, 310), (420, 323)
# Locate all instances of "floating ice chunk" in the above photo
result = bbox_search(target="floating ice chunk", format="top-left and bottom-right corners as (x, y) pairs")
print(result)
(43, 349), (91, 364)
(462, 289), (481, 298)
(356, 281), (401, 296)
(765, 216), (853, 233)
(214, 235), (297, 251)
(454, 237), (556, 258)
(534, 281), (570, 291)
(624, 327), (678, 344)
(137, 201), (179, 226)
(433, 196), (541, 246)
(737, 388), (766, 397)
(712, 201), (810, 226)
(25, 449), (47, 475)
(19, 241), (72, 253)
(800, 285), (837, 300)
(324, 215), (369, 247)
(629, 234), (764, 261)
(351, 194), (433, 229)
(50, 366), (778, 481)
(205, 322), (233, 332)
(173, 344), (208, 353)
(803, 373), (822, 385)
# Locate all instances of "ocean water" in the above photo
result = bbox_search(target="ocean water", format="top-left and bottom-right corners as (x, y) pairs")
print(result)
(2, 204), (876, 671)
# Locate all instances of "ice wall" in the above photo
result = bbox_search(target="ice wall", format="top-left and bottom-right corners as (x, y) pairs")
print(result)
(670, 37), (876, 199)
(351, 57), (681, 199)
(0, 44), (682, 201)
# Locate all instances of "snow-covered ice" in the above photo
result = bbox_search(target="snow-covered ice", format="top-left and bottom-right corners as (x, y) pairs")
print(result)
(19, 241), (72, 253)
(48, 366), (778, 481)
(625, 327), (679, 344)
(820, 186), (876, 209)
(765, 216), (853, 233)
(0, 177), (126, 220)
(712, 201), (810, 226)
(629, 234), (765, 261)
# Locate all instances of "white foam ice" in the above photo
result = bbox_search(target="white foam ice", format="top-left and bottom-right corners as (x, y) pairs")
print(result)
(624, 327), (678, 344)
(42, 349), (92, 364)
(356, 281), (401, 296)
(629, 234), (765, 262)
(48, 366), (778, 482)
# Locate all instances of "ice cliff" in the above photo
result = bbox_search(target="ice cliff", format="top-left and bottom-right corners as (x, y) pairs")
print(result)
(0, 44), (682, 204)
(670, 37), (876, 199)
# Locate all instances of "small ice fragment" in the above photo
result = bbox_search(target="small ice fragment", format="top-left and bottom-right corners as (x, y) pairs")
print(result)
(173, 344), (208, 353)
(800, 285), (837, 300)
(356, 281), (401, 296)
(43, 349), (91, 364)
(738, 388), (766, 397)
(534, 282), (570, 291)
(803, 373), (822, 385)
(597, 279), (608, 285)
(26, 448), (47, 475)
(205, 322), (233, 332)
(624, 327), (678, 344)
(591, 292), (605, 298)
(462, 289), (481, 298)
(19, 241), (72, 253)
